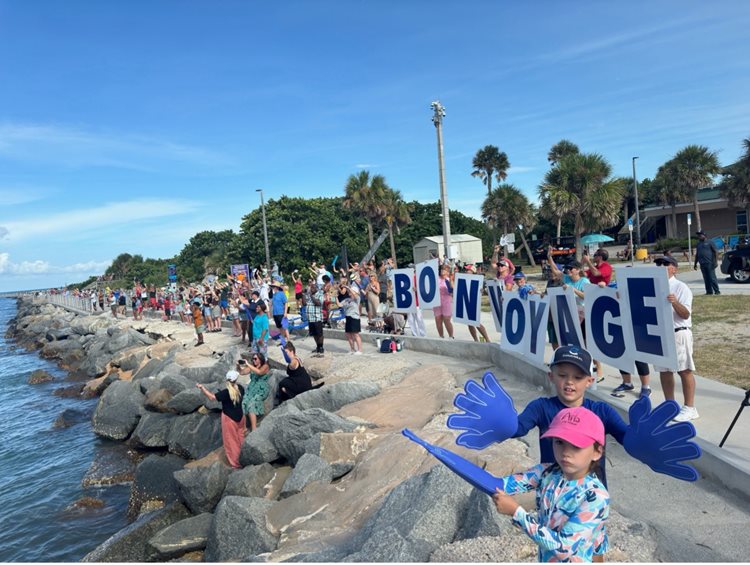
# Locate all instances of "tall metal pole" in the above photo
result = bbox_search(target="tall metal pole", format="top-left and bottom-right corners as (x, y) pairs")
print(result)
(432, 100), (452, 261)
(632, 156), (641, 246)
(256, 188), (271, 273)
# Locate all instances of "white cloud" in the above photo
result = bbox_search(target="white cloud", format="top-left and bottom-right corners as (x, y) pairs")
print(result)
(1, 198), (201, 241)
(508, 166), (536, 175)
(355, 163), (376, 169)
(0, 122), (235, 172)
(0, 252), (109, 276)
(0, 188), (47, 206)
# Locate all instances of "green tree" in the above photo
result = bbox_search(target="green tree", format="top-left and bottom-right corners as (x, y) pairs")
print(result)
(671, 144), (721, 232)
(550, 153), (626, 259)
(380, 188), (412, 267)
(343, 171), (388, 248)
(719, 137), (750, 234)
(481, 184), (538, 265)
(538, 170), (578, 245)
(175, 230), (237, 282)
(653, 160), (689, 237)
(547, 139), (580, 166)
(471, 145), (510, 197)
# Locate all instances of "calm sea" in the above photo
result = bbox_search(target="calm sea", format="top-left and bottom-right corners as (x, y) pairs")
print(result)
(0, 298), (130, 562)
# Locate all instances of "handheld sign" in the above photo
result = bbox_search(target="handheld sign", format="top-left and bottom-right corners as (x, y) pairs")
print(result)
(415, 259), (440, 310)
(583, 284), (634, 373)
(546, 286), (585, 348)
(452, 273), (484, 326)
(485, 279), (504, 332)
(390, 268), (417, 314)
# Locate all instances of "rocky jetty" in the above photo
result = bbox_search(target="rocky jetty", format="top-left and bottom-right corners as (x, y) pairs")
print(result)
(9, 297), (660, 562)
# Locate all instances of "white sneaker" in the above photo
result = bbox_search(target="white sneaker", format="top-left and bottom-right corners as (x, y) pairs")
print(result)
(673, 406), (700, 422)
(353, 351), (362, 355)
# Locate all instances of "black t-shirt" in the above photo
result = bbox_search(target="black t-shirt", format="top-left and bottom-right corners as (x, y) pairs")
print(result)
(214, 385), (245, 422)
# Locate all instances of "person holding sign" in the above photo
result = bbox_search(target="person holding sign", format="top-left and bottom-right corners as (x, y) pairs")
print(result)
(654, 256), (699, 422)
(432, 263), (455, 339)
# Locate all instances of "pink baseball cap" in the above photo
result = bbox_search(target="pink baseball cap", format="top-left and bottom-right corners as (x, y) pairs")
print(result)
(541, 406), (605, 447)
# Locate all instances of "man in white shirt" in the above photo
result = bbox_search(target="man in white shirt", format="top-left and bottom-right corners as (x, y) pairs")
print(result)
(653, 256), (698, 422)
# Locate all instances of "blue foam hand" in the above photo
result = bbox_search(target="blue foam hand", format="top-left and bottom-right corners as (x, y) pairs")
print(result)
(281, 317), (289, 330)
(446, 372), (519, 450)
(402, 429), (504, 495)
(280, 346), (291, 364)
(518, 286), (529, 300)
(278, 335), (287, 347)
(623, 396), (702, 482)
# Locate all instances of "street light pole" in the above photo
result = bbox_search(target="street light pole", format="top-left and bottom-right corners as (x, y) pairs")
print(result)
(256, 188), (271, 273)
(632, 156), (641, 247)
(431, 100), (452, 261)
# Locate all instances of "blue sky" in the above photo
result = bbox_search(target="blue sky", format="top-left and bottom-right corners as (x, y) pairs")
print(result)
(1, 0), (749, 291)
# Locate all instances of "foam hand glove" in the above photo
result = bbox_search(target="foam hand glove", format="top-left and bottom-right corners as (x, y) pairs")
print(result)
(518, 286), (530, 300)
(402, 429), (503, 496)
(281, 317), (289, 330)
(446, 372), (518, 450)
(623, 396), (701, 482)
(280, 345), (291, 364)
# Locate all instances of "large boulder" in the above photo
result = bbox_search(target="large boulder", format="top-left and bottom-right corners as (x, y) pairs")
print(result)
(145, 512), (213, 561)
(46, 327), (73, 341)
(92, 380), (145, 440)
(279, 454), (333, 499)
(160, 372), (194, 395)
(341, 464), (473, 562)
(167, 412), (222, 460)
(454, 487), (513, 541)
(173, 461), (232, 514)
(204, 497), (277, 562)
(105, 328), (135, 354)
(272, 408), (360, 465)
(127, 327), (157, 346)
(144, 388), (174, 412)
(28, 369), (54, 384)
(79, 340), (112, 378)
(165, 389), (206, 414)
(287, 381), (380, 412)
(129, 412), (178, 449)
(133, 354), (177, 382)
(53, 408), (88, 429)
(70, 315), (113, 336)
(239, 404), (299, 466)
(223, 463), (277, 498)
(112, 348), (147, 372)
(127, 454), (186, 519)
(82, 502), (191, 562)
(81, 445), (138, 488)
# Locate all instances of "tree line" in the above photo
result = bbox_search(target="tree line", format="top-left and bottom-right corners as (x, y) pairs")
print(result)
(83, 134), (749, 288)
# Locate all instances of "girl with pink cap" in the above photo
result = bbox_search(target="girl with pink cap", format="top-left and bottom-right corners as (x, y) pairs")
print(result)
(492, 406), (609, 562)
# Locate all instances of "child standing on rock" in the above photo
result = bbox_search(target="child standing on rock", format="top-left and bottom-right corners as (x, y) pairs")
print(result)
(196, 370), (246, 469)
(493, 406), (609, 562)
(190, 298), (205, 347)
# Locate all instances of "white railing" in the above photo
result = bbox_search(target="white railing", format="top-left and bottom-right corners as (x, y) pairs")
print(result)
(33, 293), (98, 314)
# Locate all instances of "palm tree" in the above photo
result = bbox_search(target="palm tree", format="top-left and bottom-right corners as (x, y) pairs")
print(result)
(671, 145), (721, 232)
(471, 145), (510, 197)
(343, 171), (388, 247)
(538, 168), (578, 244)
(719, 137), (750, 234)
(547, 139), (580, 166)
(481, 183), (537, 265)
(551, 153), (626, 259)
(653, 160), (690, 237)
(381, 188), (412, 267)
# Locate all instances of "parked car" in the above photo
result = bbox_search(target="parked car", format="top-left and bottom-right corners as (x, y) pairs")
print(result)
(720, 238), (750, 283)
(531, 236), (577, 264)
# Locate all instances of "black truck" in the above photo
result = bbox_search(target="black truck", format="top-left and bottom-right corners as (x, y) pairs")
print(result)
(720, 237), (750, 283)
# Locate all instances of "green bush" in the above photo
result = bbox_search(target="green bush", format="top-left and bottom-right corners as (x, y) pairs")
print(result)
(654, 238), (697, 252)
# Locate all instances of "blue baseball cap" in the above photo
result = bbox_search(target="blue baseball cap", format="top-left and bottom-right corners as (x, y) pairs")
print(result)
(550, 345), (592, 376)
(513, 272), (526, 280)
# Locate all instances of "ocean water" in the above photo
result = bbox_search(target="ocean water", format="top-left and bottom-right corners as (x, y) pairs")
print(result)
(0, 298), (130, 562)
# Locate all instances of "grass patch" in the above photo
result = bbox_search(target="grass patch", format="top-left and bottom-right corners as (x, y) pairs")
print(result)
(691, 295), (750, 324)
(692, 342), (750, 389)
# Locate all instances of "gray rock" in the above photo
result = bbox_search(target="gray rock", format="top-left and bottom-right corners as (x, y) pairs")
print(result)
(79, 344), (112, 378)
(133, 354), (175, 382)
(115, 348), (147, 372)
(127, 454), (185, 520)
(128, 327), (157, 346)
(239, 404), (298, 466)
(28, 369), (54, 384)
(204, 497), (277, 562)
(174, 461), (232, 514)
(167, 412), (222, 459)
(46, 327), (73, 341)
(106, 329), (135, 354)
(343, 464), (472, 562)
(70, 315), (113, 336)
(53, 408), (88, 429)
(455, 488), (512, 541)
(145, 512), (213, 561)
(223, 463), (277, 498)
(331, 461), (355, 479)
(166, 388), (204, 414)
(92, 380), (145, 440)
(81, 444), (138, 487)
(160, 372), (194, 395)
(273, 408), (360, 465)
(82, 502), (191, 562)
(287, 381), (380, 412)
(129, 411), (178, 449)
(280, 454), (333, 499)
(144, 388), (174, 412)
(180, 365), (215, 383)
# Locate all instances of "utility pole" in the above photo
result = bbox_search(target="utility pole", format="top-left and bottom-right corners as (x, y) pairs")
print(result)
(256, 188), (271, 273)
(431, 100), (452, 261)
(632, 157), (641, 246)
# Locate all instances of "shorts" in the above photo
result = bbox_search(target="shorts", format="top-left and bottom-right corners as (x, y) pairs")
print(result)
(345, 316), (361, 333)
(212, 305), (221, 318)
(295, 292), (303, 300)
(251, 339), (268, 357)
(220, 299), (228, 309)
(432, 300), (452, 318)
(308, 321), (323, 337)
(164, 309), (171, 317)
(655, 328), (695, 373)
(273, 315), (284, 329)
(195, 324), (205, 335)
(203, 306), (212, 318)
